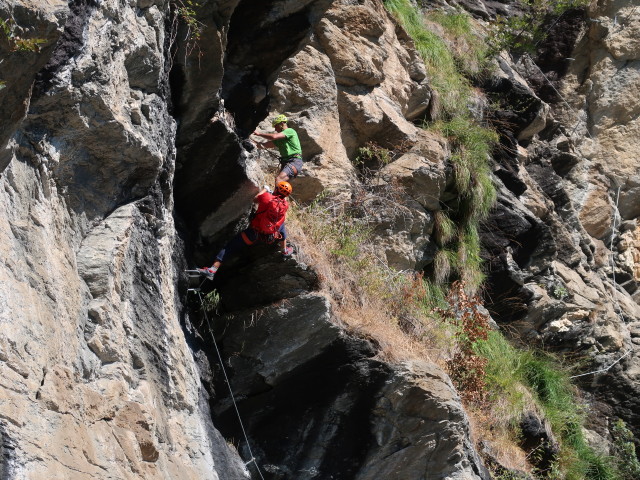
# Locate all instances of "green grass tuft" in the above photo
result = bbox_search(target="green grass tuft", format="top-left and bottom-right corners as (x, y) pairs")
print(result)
(384, 0), (473, 117)
(477, 332), (620, 480)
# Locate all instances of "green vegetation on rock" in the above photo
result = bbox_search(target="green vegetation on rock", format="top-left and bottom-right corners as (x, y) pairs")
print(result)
(0, 18), (47, 52)
(385, 0), (497, 291)
(488, 0), (590, 54)
(380, 2), (630, 479)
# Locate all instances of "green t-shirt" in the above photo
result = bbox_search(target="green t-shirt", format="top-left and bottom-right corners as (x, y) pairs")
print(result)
(273, 128), (302, 158)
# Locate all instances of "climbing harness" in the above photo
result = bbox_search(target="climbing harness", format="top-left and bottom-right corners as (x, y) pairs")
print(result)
(188, 288), (268, 480)
(279, 154), (302, 177)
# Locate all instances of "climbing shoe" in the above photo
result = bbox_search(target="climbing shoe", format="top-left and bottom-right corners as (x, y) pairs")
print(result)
(196, 267), (217, 280)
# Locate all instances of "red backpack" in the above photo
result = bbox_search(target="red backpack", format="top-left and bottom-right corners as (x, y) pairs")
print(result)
(251, 195), (288, 237)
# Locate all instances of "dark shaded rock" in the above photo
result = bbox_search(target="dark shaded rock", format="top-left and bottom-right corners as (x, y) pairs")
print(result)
(519, 412), (559, 473)
(550, 151), (580, 177)
(212, 244), (319, 311)
(174, 116), (258, 255)
(33, 0), (95, 93)
(206, 294), (488, 480)
(535, 9), (586, 79)
(512, 9), (586, 104)
(481, 197), (549, 269)
(170, 0), (238, 144)
(212, 294), (389, 479)
(0, 423), (16, 479)
(485, 54), (549, 144)
(495, 166), (528, 196)
(221, 0), (321, 134)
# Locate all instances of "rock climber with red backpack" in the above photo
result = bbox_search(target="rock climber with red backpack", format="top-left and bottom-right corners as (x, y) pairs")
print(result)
(252, 114), (303, 186)
(196, 181), (294, 280)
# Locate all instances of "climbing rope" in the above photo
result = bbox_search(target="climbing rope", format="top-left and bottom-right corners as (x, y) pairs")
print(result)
(190, 288), (267, 480)
(570, 187), (636, 379)
(570, 349), (633, 379)
(517, 54), (594, 140)
(612, 1), (639, 31)
(609, 187), (621, 291)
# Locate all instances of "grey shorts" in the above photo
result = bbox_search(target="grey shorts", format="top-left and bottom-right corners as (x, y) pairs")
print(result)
(280, 156), (303, 178)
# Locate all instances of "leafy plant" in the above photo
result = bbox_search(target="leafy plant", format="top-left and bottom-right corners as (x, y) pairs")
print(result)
(202, 289), (221, 314)
(169, 0), (205, 59)
(0, 18), (46, 52)
(552, 284), (568, 300)
(611, 419), (640, 480)
(354, 141), (393, 170)
(488, 0), (590, 55)
(175, 0), (203, 39)
(0, 18), (47, 89)
(438, 281), (490, 402)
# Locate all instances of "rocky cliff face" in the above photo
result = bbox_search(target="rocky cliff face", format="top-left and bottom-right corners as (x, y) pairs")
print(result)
(0, 0), (245, 477)
(0, 0), (484, 478)
(0, 0), (638, 478)
(478, 0), (640, 438)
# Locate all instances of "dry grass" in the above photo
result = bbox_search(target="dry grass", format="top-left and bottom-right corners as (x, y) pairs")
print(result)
(468, 384), (539, 473)
(467, 404), (533, 474)
(286, 196), (454, 364)
(284, 195), (544, 477)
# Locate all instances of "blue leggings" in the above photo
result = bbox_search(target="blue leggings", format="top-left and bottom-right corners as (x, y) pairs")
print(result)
(215, 224), (287, 263)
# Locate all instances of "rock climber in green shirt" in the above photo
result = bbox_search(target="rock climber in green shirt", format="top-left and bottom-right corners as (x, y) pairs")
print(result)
(253, 114), (303, 186)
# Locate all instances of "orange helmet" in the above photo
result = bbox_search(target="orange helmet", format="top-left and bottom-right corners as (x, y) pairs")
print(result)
(275, 181), (292, 197)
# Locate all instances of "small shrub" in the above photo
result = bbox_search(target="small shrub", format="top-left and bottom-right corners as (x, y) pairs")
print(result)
(611, 419), (640, 480)
(330, 220), (370, 258)
(0, 18), (46, 52)
(0, 18), (47, 89)
(438, 281), (490, 402)
(354, 142), (393, 169)
(552, 284), (568, 300)
(488, 0), (590, 55)
(202, 289), (221, 314)
(175, 0), (203, 39)
(170, 0), (205, 58)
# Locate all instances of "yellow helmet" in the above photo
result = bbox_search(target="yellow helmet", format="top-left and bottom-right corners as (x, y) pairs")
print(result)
(271, 114), (288, 127)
